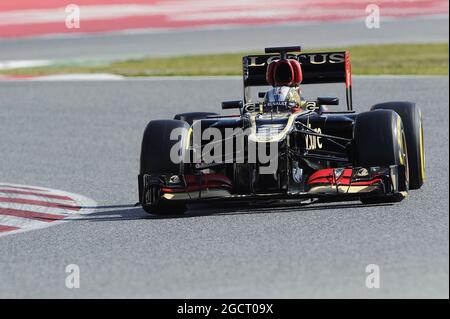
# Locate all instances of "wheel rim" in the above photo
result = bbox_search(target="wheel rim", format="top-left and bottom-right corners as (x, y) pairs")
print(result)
(419, 111), (426, 181)
(401, 129), (409, 190)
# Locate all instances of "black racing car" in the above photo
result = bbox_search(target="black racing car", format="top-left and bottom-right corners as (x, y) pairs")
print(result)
(138, 46), (425, 215)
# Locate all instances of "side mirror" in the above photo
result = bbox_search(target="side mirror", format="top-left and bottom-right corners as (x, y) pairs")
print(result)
(222, 100), (242, 110)
(317, 97), (339, 106)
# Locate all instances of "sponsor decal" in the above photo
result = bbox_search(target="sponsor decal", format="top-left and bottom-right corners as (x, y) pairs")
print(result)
(248, 52), (346, 67)
(304, 101), (319, 111)
(304, 124), (323, 150)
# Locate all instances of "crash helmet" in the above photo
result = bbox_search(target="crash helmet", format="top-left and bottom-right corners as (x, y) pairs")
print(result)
(263, 86), (303, 113)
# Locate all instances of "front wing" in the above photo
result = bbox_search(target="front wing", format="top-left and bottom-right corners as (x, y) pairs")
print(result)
(140, 165), (407, 206)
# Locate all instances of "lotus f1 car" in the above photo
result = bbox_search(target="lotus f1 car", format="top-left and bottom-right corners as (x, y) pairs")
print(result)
(138, 46), (425, 215)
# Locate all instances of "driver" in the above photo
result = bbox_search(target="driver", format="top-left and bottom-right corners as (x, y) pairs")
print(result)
(263, 57), (305, 114)
(263, 86), (305, 113)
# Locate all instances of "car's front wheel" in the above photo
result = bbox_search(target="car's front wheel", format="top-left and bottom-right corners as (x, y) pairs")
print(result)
(370, 101), (425, 189)
(139, 119), (189, 215)
(353, 109), (409, 204)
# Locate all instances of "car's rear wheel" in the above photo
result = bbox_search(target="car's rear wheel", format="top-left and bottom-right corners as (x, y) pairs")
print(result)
(353, 109), (409, 204)
(139, 119), (189, 215)
(370, 101), (425, 189)
(174, 112), (219, 125)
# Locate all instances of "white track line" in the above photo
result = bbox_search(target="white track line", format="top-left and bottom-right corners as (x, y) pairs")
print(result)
(32, 74), (125, 81)
(0, 60), (52, 70)
(0, 74), (125, 81)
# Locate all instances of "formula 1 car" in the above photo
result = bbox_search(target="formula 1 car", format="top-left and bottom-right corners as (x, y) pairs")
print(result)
(138, 46), (425, 215)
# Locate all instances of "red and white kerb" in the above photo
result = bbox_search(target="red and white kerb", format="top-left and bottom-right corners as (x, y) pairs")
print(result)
(0, 183), (96, 237)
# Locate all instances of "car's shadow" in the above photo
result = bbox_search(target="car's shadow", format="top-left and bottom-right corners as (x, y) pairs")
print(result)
(76, 200), (394, 222)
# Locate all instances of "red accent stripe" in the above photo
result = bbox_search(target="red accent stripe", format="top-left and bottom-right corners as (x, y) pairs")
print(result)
(307, 168), (383, 187)
(350, 179), (382, 186)
(308, 178), (382, 186)
(308, 177), (333, 184)
(0, 189), (73, 201)
(0, 225), (19, 233)
(0, 208), (65, 222)
(162, 184), (232, 193)
(345, 51), (352, 88)
(0, 197), (80, 211)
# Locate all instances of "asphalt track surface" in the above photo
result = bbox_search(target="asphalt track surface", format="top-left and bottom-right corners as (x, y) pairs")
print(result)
(0, 16), (448, 62)
(0, 76), (448, 298)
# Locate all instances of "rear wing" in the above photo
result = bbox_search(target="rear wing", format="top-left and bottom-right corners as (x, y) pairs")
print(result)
(242, 51), (353, 110)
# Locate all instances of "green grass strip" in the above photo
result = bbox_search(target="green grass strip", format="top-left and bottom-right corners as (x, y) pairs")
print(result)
(2, 43), (448, 76)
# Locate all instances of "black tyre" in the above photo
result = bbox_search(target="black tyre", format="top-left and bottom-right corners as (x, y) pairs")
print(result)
(371, 101), (425, 189)
(174, 112), (219, 125)
(353, 110), (409, 204)
(139, 119), (189, 215)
